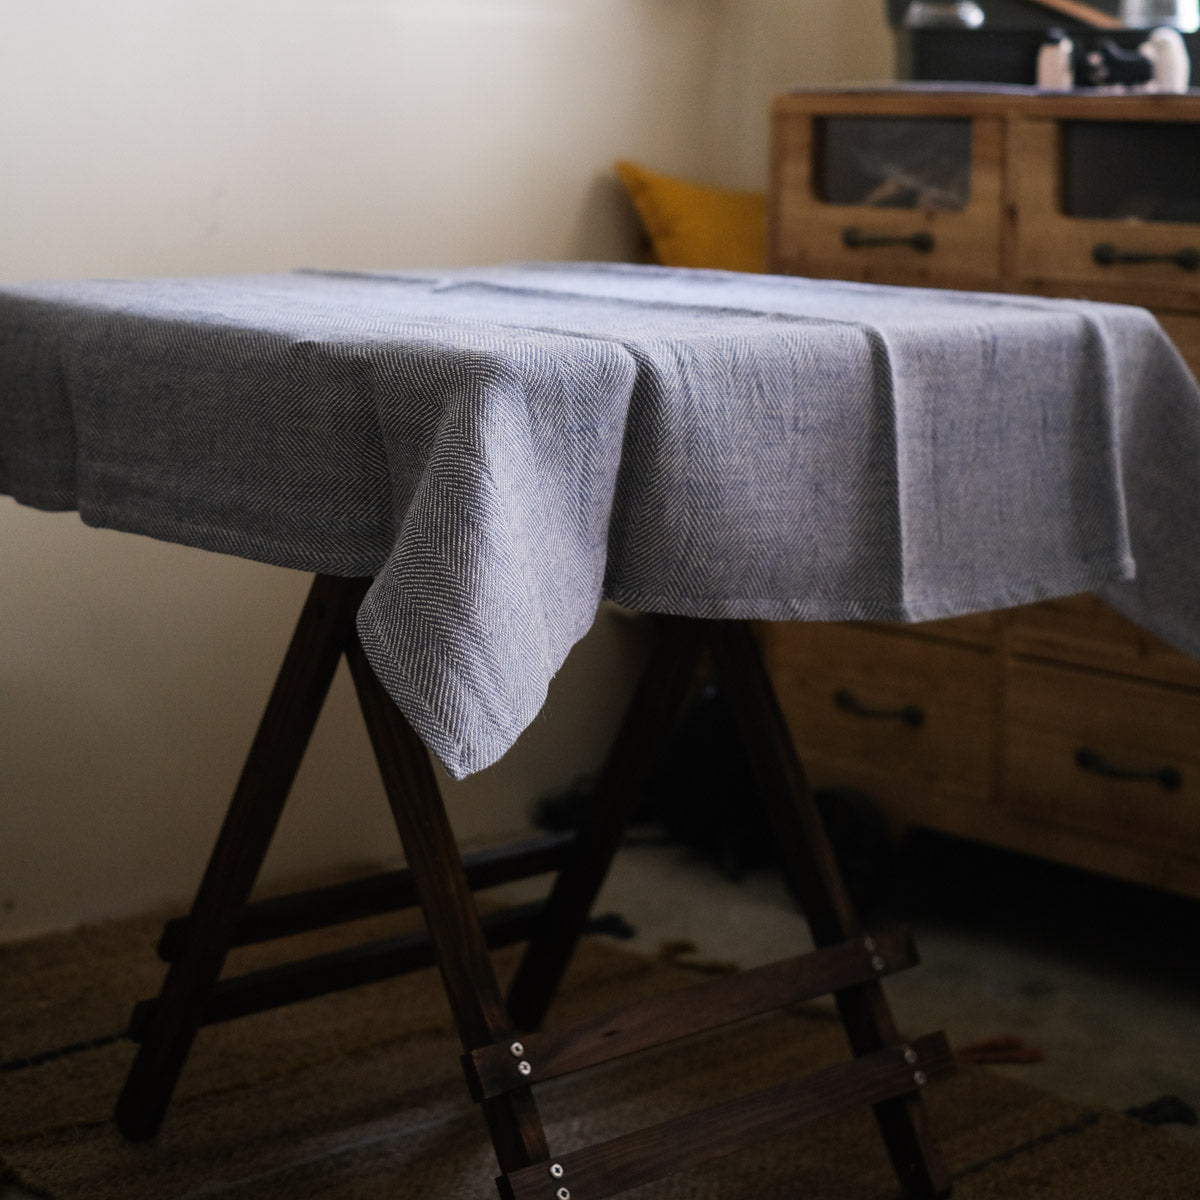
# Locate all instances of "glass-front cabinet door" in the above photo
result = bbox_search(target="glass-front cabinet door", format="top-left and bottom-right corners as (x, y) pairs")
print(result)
(771, 89), (1006, 290)
(1010, 95), (1200, 312)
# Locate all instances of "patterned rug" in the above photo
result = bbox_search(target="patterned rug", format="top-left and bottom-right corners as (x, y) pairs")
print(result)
(3, 908), (1199, 1199)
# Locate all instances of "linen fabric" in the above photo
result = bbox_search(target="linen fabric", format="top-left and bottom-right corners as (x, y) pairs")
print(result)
(2, 263), (1197, 777)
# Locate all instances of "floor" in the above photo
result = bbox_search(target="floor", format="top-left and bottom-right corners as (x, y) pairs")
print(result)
(517, 825), (1200, 1150)
(4, 828), (1197, 1199)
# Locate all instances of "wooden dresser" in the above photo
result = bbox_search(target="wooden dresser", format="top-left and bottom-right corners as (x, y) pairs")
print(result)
(763, 86), (1200, 898)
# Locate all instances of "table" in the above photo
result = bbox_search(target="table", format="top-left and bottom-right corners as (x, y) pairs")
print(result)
(6, 263), (1200, 778)
(5, 262), (1200, 1198)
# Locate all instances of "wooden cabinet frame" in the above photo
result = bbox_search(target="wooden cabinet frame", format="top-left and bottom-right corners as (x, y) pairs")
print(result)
(768, 87), (1200, 899)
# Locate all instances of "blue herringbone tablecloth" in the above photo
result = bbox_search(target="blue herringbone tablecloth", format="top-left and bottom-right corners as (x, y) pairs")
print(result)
(3, 263), (1199, 776)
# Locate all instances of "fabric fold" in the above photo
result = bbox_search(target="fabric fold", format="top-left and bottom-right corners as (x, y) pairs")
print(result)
(2, 263), (1196, 777)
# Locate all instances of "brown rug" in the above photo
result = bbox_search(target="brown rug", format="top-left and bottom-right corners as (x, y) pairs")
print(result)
(3, 908), (1199, 1199)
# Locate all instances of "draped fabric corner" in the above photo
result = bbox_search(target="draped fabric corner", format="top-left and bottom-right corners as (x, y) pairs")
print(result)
(3, 263), (1198, 777)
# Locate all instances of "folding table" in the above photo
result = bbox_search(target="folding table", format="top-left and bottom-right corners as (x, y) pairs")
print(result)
(4, 263), (1199, 1199)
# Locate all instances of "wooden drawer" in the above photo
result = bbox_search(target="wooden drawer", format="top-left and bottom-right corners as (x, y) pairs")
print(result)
(1004, 594), (1200, 690)
(864, 611), (997, 649)
(1004, 660), (1200, 856)
(1011, 115), (1200, 310)
(770, 97), (1004, 290)
(758, 622), (993, 822)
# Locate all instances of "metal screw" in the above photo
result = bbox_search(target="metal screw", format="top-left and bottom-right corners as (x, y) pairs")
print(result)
(549, 1163), (565, 1179)
(556, 1189), (571, 1200)
(509, 1041), (525, 1057)
(518, 1060), (533, 1076)
(913, 1070), (928, 1087)
(903, 1047), (919, 1065)
(871, 954), (886, 972)
(863, 935), (877, 952)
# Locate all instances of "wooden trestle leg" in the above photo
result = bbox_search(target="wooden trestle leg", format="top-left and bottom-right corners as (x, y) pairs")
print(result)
(709, 620), (951, 1199)
(115, 574), (370, 1141)
(501, 616), (951, 1200)
(505, 616), (710, 1032)
(344, 634), (550, 1172)
(115, 575), (951, 1199)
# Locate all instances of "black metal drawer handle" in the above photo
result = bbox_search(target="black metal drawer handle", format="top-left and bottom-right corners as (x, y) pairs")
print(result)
(833, 688), (925, 728)
(1092, 243), (1200, 271)
(842, 227), (934, 253)
(1074, 746), (1182, 791)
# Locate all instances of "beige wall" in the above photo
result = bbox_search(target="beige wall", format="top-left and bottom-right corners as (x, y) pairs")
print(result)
(709, 0), (895, 188)
(0, 0), (893, 941)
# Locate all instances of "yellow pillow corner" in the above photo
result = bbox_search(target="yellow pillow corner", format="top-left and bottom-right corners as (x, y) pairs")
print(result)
(615, 159), (766, 274)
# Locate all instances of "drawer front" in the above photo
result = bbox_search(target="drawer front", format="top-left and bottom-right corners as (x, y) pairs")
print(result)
(1004, 660), (1200, 854)
(1011, 117), (1200, 308)
(1004, 595), (1200, 689)
(758, 622), (993, 801)
(865, 611), (997, 649)
(770, 109), (1004, 288)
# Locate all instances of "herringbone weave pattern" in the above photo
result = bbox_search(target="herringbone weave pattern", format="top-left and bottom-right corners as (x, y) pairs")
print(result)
(2, 263), (1198, 775)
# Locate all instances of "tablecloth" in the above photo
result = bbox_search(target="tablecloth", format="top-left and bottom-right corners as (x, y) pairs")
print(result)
(2, 262), (1199, 777)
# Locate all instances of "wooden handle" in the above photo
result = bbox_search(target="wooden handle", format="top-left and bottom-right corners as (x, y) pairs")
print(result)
(1024, 0), (1123, 29)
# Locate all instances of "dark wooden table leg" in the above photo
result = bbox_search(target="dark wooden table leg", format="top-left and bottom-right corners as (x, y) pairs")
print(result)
(504, 616), (708, 1033)
(116, 589), (950, 1198)
(115, 574), (370, 1141)
(345, 637), (550, 1175)
(708, 620), (951, 1199)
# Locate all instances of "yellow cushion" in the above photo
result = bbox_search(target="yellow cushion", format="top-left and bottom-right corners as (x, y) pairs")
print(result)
(615, 160), (766, 274)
